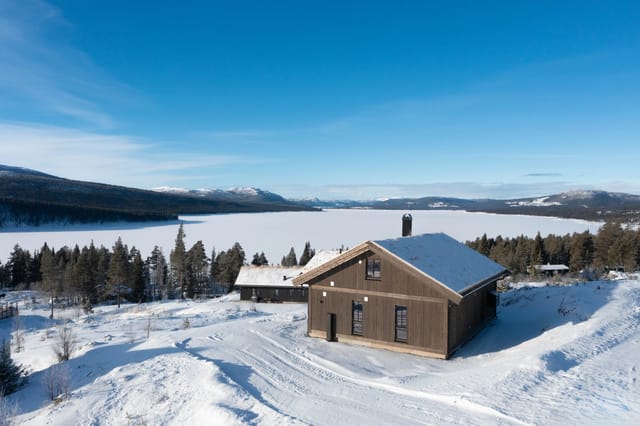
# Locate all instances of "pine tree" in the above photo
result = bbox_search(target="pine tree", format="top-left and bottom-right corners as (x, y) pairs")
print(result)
(107, 237), (130, 308)
(130, 249), (146, 303)
(282, 247), (297, 267)
(251, 252), (268, 266)
(40, 244), (59, 319)
(186, 240), (209, 298)
(170, 224), (187, 299)
(148, 246), (168, 300)
(298, 241), (315, 266)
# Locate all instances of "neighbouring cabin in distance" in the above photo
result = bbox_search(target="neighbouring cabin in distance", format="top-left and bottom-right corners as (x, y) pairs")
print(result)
(235, 265), (308, 303)
(293, 225), (508, 359)
(529, 263), (570, 276)
(235, 250), (342, 303)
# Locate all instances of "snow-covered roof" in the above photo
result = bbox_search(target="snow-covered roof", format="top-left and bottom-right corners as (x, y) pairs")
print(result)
(533, 264), (569, 271)
(373, 233), (507, 294)
(235, 250), (342, 288)
(301, 249), (342, 272)
(235, 266), (302, 288)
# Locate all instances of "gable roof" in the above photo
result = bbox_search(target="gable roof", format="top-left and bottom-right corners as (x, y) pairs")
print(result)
(373, 233), (507, 294)
(293, 233), (507, 299)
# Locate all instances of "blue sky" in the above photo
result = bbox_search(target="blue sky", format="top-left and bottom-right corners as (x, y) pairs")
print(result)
(1, 0), (639, 200)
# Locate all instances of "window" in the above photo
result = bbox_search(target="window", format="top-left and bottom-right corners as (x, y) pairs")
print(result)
(366, 259), (381, 279)
(395, 306), (408, 343)
(352, 301), (364, 336)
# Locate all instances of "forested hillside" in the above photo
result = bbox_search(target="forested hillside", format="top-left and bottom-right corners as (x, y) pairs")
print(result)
(467, 222), (639, 276)
(0, 165), (315, 228)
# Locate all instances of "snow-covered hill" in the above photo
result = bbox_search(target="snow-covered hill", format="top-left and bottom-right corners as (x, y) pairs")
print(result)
(2, 278), (639, 425)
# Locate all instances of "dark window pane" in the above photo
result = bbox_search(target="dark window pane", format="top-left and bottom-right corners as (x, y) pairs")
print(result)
(352, 301), (364, 336)
(395, 306), (408, 343)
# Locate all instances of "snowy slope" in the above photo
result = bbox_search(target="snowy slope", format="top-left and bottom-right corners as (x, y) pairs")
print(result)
(2, 279), (639, 425)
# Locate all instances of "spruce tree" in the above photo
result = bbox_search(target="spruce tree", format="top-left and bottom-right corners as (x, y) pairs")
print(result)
(107, 237), (130, 308)
(283, 247), (297, 267)
(0, 339), (25, 396)
(251, 252), (268, 266)
(299, 242), (315, 266)
(170, 224), (187, 299)
(130, 249), (146, 303)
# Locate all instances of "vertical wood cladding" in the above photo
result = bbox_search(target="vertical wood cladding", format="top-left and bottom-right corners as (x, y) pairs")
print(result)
(447, 282), (497, 352)
(305, 244), (500, 358)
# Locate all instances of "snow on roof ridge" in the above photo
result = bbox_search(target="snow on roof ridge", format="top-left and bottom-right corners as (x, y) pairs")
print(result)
(374, 233), (506, 294)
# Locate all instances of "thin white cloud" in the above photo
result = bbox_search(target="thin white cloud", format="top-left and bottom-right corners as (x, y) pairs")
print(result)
(0, 122), (257, 188)
(0, 0), (137, 128)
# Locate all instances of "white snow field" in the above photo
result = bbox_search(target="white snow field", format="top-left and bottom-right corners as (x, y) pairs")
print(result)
(2, 278), (639, 425)
(0, 209), (601, 263)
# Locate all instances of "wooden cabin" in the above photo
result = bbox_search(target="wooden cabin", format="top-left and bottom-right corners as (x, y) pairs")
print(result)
(235, 250), (341, 303)
(292, 232), (508, 359)
(235, 266), (308, 303)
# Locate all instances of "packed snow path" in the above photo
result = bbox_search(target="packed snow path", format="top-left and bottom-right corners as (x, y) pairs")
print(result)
(3, 279), (639, 425)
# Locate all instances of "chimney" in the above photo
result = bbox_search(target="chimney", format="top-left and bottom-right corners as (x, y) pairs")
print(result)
(402, 213), (412, 237)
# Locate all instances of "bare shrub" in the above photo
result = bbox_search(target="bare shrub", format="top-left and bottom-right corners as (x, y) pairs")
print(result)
(11, 316), (24, 353)
(53, 324), (76, 362)
(0, 391), (19, 426)
(145, 315), (154, 339)
(43, 363), (70, 402)
(182, 317), (191, 329)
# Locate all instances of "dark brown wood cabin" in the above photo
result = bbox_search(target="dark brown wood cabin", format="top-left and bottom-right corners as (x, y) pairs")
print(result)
(292, 233), (508, 359)
(235, 266), (308, 303)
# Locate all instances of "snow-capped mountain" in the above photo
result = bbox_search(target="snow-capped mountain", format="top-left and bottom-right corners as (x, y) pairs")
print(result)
(151, 186), (289, 204)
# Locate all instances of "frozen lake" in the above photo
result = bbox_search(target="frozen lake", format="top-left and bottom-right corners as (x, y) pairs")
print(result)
(0, 209), (601, 263)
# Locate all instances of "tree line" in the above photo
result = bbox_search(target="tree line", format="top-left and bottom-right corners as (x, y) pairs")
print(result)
(0, 225), (321, 306)
(0, 225), (246, 306)
(467, 222), (640, 276)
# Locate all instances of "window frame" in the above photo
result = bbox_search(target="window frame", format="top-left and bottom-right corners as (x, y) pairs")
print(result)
(365, 258), (381, 280)
(395, 305), (408, 343)
(352, 300), (364, 336)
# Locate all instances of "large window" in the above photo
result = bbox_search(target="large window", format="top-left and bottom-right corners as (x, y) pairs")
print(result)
(352, 301), (364, 336)
(366, 259), (381, 279)
(395, 306), (408, 343)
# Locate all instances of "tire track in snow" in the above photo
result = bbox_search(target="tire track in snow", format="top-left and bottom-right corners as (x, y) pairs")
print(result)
(248, 330), (531, 425)
(173, 338), (303, 425)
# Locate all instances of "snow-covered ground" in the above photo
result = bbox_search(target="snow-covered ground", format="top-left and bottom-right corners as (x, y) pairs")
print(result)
(0, 209), (601, 264)
(2, 278), (639, 425)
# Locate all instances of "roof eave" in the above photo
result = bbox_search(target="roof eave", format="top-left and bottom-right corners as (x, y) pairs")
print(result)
(458, 269), (509, 297)
(292, 242), (371, 286)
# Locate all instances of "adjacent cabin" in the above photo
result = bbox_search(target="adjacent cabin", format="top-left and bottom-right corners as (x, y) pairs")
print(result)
(530, 263), (570, 276)
(293, 228), (508, 359)
(235, 266), (308, 303)
(235, 250), (341, 303)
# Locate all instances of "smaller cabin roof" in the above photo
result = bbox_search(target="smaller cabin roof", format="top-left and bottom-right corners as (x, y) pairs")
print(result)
(533, 264), (569, 271)
(235, 266), (302, 288)
(235, 250), (342, 288)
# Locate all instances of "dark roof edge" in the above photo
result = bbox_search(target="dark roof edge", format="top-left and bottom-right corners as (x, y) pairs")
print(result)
(458, 269), (510, 297)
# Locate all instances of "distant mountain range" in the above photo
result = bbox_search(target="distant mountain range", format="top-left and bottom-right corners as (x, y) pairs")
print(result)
(297, 190), (640, 222)
(0, 165), (315, 227)
(2, 164), (640, 227)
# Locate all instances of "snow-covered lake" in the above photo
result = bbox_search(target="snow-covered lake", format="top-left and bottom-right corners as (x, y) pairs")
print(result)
(0, 209), (601, 262)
